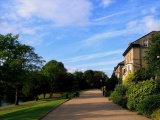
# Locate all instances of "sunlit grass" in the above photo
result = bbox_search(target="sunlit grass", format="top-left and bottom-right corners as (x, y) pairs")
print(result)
(0, 97), (67, 120)
(0, 91), (85, 120)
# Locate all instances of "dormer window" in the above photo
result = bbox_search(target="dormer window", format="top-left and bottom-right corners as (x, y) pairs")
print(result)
(143, 40), (148, 47)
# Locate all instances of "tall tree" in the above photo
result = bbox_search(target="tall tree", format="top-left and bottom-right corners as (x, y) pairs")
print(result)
(41, 60), (67, 95)
(22, 71), (50, 99)
(0, 34), (44, 105)
(145, 32), (160, 75)
(83, 70), (94, 88)
(106, 73), (119, 91)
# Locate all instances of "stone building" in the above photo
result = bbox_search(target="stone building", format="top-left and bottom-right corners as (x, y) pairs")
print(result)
(122, 31), (159, 80)
(114, 61), (124, 79)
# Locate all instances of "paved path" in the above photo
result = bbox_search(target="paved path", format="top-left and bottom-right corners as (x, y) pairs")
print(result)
(41, 89), (150, 120)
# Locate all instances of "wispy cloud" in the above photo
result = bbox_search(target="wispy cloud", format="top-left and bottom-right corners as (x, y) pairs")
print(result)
(14, 0), (93, 26)
(66, 67), (86, 73)
(63, 49), (124, 63)
(95, 2), (159, 21)
(0, 0), (93, 35)
(126, 15), (160, 32)
(100, 0), (115, 8)
(73, 59), (122, 68)
(72, 29), (128, 49)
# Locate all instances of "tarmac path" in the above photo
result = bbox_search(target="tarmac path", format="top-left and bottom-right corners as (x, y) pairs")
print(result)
(40, 89), (151, 120)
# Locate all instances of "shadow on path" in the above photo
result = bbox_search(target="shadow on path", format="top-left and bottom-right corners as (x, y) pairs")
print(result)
(40, 89), (150, 120)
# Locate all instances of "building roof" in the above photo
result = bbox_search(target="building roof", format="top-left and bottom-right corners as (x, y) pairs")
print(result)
(114, 61), (124, 71)
(122, 43), (140, 56)
(122, 31), (159, 56)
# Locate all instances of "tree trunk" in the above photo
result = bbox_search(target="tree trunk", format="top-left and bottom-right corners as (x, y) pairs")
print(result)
(15, 88), (19, 105)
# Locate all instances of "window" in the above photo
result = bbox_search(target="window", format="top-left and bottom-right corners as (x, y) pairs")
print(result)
(143, 40), (148, 47)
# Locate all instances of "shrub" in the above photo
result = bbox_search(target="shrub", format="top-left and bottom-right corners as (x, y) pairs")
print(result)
(137, 94), (160, 116)
(127, 79), (160, 110)
(105, 91), (112, 97)
(151, 109), (160, 120)
(123, 72), (135, 86)
(109, 84), (127, 108)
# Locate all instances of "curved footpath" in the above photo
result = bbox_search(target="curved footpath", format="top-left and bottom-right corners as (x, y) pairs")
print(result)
(40, 89), (150, 120)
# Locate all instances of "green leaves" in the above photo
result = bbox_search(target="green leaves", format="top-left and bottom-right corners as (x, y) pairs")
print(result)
(127, 79), (159, 110)
(145, 32), (160, 74)
(0, 33), (44, 104)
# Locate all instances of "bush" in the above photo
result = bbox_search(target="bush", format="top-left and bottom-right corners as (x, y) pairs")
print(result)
(151, 109), (160, 120)
(123, 72), (135, 86)
(127, 79), (160, 110)
(105, 91), (112, 97)
(137, 94), (160, 116)
(109, 84), (127, 108)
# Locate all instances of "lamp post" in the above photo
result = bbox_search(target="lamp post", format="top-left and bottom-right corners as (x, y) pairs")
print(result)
(100, 79), (104, 96)
(157, 56), (160, 72)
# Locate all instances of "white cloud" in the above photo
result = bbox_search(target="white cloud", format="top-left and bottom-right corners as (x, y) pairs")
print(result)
(141, 16), (160, 31)
(126, 16), (160, 33)
(150, 7), (157, 14)
(66, 67), (86, 73)
(141, 9), (147, 15)
(141, 7), (157, 15)
(74, 59), (121, 68)
(101, 0), (115, 7)
(15, 0), (93, 26)
(63, 49), (124, 63)
(126, 20), (138, 28)
(78, 30), (128, 47)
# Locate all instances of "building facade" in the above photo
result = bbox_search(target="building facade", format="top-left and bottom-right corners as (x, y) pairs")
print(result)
(121, 31), (160, 80)
(114, 61), (124, 79)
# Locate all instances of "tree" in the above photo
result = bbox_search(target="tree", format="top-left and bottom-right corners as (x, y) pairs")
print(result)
(22, 71), (50, 99)
(83, 70), (94, 88)
(145, 32), (160, 75)
(134, 68), (154, 82)
(65, 73), (74, 92)
(0, 34), (44, 105)
(73, 71), (86, 90)
(106, 73), (119, 91)
(41, 60), (67, 95)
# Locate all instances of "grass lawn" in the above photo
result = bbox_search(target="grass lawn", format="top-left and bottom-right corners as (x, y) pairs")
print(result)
(0, 95), (69, 120)
(0, 91), (83, 120)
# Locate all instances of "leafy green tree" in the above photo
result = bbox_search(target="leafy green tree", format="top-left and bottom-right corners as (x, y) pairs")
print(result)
(22, 71), (50, 99)
(83, 70), (94, 88)
(73, 71), (86, 90)
(0, 34), (44, 105)
(106, 73), (119, 91)
(41, 60), (67, 95)
(65, 73), (74, 92)
(145, 32), (160, 75)
(134, 68), (154, 82)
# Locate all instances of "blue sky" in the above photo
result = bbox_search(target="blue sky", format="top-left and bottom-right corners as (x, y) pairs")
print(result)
(0, 0), (160, 77)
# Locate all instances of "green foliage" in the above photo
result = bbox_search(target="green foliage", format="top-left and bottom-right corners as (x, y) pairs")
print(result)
(41, 60), (67, 93)
(151, 109), (160, 120)
(134, 68), (154, 82)
(136, 94), (160, 116)
(123, 72), (135, 86)
(145, 32), (160, 74)
(109, 84), (127, 108)
(106, 73), (119, 91)
(22, 71), (50, 98)
(127, 79), (160, 110)
(0, 34), (44, 105)
(83, 70), (108, 89)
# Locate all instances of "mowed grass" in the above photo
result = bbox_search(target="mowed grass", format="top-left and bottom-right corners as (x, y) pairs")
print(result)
(0, 95), (68, 120)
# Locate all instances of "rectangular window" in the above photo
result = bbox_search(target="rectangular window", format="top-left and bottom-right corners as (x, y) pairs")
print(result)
(143, 40), (148, 47)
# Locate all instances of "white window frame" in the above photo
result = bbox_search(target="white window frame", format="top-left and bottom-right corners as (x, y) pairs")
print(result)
(143, 40), (148, 47)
